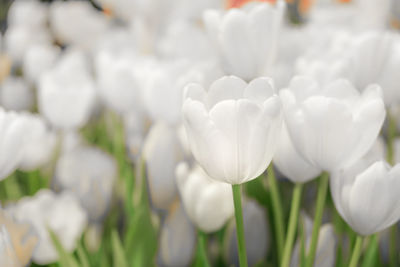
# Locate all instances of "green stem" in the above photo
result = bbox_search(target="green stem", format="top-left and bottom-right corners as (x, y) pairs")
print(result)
(267, 164), (285, 262)
(387, 110), (396, 166)
(196, 230), (210, 267)
(281, 183), (303, 267)
(305, 172), (329, 267)
(361, 234), (379, 267)
(349, 236), (364, 267)
(232, 184), (248, 267)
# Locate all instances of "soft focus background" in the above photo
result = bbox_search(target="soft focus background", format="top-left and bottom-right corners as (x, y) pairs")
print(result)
(0, 0), (400, 267)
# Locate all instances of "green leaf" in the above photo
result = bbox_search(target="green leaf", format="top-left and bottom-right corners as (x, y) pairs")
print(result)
(48, 228), (80, 267)
(111, 229), (128, 267)
(77, 242), (90, 267)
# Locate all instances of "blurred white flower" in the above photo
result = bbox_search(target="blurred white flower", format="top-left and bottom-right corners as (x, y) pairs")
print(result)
(273, 122), (321, 183)
(38, 50), (96, 129)
(7, 0), (48, 29)
(0, 225), (20, 267)
(4, 25), (51, 64)
(49, 1), (109, 50)
(23, 44), (60, 85)
(0, 77), (34, 111)
(290, 213), (336, 267)
(0, 109), (31, 180)
(225, 200), (269, 266)
(309, 0), (391, 31)
(0, 209), (38, 267)
(203, 1), (285, 80)
(158, 203), (196, 267)
(331, 161), (400, 236)
(143, 122), (184, 210)
(280, 76), (385, 171)
(95, 51), (142, 114)
(124, 111), (147, 161)
(8, 189), (88, 265)
(55, 146), (116, 222)
(19, 113), (56, 171)
(157, 20), (215, 61)
(339, 32), (400, 106)
(176, 163), (234, 233)
(142, 60), (206, 125)
(182, 76), (282, 184)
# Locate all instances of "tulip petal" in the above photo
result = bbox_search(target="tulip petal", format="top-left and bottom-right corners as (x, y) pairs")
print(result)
(207, 76), (246, 108)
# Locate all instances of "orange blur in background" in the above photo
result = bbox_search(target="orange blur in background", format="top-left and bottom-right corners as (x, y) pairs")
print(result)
(226, 0), (352, 14)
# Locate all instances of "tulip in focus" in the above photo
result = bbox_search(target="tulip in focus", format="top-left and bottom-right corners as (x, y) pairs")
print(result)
(280, 76), (385, 171)
(182, 76), (282, 184)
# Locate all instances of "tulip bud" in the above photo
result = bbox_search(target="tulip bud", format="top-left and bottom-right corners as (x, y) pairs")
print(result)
(176, 162), (234, 233)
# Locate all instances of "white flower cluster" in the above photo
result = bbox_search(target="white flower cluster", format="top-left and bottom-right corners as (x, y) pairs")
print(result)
(0, 0), (399, 266)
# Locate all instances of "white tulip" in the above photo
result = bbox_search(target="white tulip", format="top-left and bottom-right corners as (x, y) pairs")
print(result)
(203, 1), (285, 81)
(143, 122), (184, 210)
(54, 146), (117, 222)
(7, 0), (48, 29)
(182, 76), (282, 184)
(331, 161), (400, 236)
(280, 76), (385, 172)
(340, 32), (400, 106)
(142, 60), (205, 125)
(8, 190), (88, 265)
(95, 51), (141, 114)
(49, 1), (109, 50)
(23, 44), (60, 84)
(4, 25), (51, 64)
(290, 214), (336, 267)
(157, 20), (215, 61)
(273, 122), (321, 183)
(0, 109), (31, 180)
(0, 225), (20, 267)
(19, 113), (57, 171)
(176, 163), (234, 233)
(38, 50), (96, 129)
(0, 209), (38, 267)
(225, 200), (269, 266)
(0, 77), (34, 111)
(158, 203), (196, 267)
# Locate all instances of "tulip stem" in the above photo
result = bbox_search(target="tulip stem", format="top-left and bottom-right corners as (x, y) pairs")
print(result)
(267, 164), (285, 262)
(232, 184), (248, 267)
(281, 183), (303, 267)
(349, 236), (364, 267)
(305, 172), (329, 267)
(196, 230), (210, 267)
